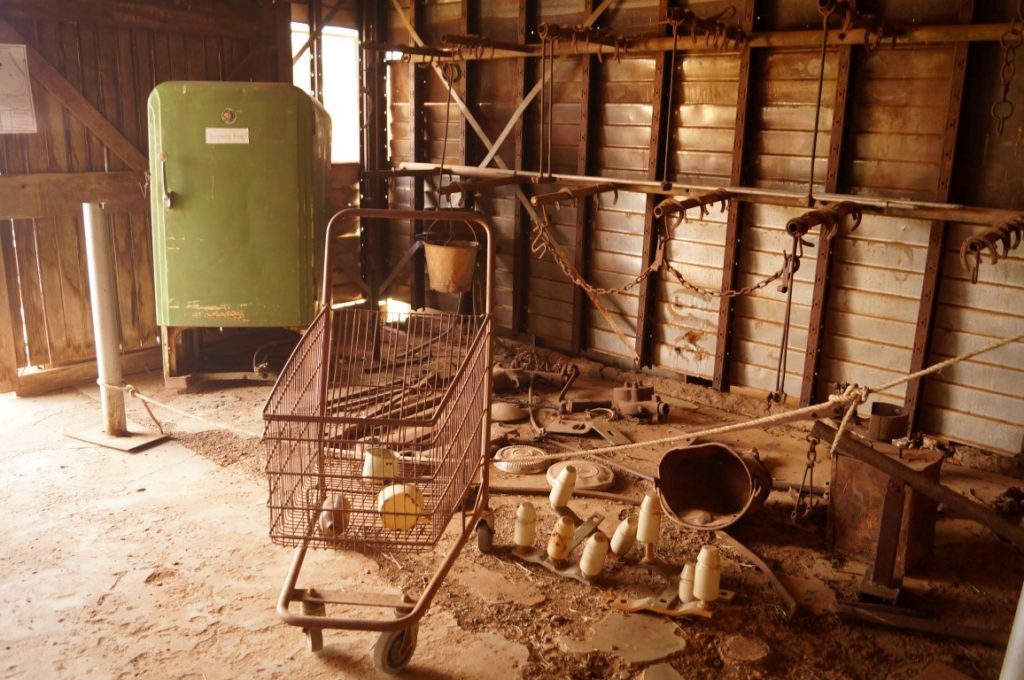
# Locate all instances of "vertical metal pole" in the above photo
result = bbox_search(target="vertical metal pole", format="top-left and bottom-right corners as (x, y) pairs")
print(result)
(1001, 580), (1024, 680)
(81, 202), (126, 436)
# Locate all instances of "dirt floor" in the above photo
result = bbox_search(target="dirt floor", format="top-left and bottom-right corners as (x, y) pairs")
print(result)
(2, 340), (1023, 679)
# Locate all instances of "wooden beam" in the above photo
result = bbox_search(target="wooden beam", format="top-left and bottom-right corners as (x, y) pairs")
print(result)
(0, 172), (148, 219)
(712, 0), (756, 391)
(0, 20), (148, 172)
(800, 45), (853, 407)
(634, 0), (672, 367)
(410, 0), (427, 309)
(273, 0), (293, 82)
(571, 1), (599, 353)
(512, 0), (534, 334)
(904, 0), (974, 428)
(0, 0), (271, 40)
(16, 347), (162, 397)
(0, 237), (20, 392)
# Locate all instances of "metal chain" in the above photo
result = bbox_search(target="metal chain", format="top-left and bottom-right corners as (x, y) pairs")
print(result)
(792, 435), (820, 522)
(438, 62), (462, 194)
(664, 255), (791, 300)
(993, 0), (1024, 135)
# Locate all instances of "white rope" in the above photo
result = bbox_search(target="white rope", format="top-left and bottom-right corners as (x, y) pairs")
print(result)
(539, 330), (1024, 463)
(103, 383), (263, 439)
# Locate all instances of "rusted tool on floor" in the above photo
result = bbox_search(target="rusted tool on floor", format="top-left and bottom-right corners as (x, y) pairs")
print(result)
(959, 214), (1024, 283)
(492, 363), (579, 395)
(560, 381), (669, 423)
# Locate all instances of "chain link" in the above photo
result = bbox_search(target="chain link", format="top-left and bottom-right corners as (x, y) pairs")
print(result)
(993, 1), (1024, 135)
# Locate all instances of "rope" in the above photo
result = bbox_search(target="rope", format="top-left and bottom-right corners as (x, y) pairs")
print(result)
(536, 329), (1024, 464)
(102, 383), (263, 439)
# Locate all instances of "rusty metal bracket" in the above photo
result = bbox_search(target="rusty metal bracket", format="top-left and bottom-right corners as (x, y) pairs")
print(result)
(786, 201), (863, 241)
(664, 6), (748, 51)
(530, 182), (618, 208)
(817, 0), (899, 49)
(440, 33), (534, 59)
(653, 189), (732, 227)
(959, 214), (1024, 283)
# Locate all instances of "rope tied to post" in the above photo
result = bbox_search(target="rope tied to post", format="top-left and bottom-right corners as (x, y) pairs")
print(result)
(100, 382), (263, 439)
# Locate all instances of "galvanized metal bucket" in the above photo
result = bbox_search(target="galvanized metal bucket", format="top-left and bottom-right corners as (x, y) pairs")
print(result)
(657, 442), (771, 531)
(424, 238), (479, 293)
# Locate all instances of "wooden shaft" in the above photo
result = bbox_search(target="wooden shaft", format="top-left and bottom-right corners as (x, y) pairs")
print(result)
(812, 422), (1024, 549)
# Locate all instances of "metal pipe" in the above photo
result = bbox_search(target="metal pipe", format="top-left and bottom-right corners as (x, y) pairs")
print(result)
(398, 161), (1018, 226)
(440, 33), (534, 54)
(1001, 580), (1024, 678)
(397, 23), (1013, 63)
(530, 182), (618, 206)
(81, 202), (126, 436)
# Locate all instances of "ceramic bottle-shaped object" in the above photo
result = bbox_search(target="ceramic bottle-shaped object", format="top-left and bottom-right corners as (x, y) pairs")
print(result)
(580, 533), (610, 579)
(546, 515), (575, 562)
(319, 494), (350, 537)
(513, 502), (537, 548)
(637, 493), (662, 545)
(694, 545), (721, 603)
(678, 562), (696, 604)
(548, 464), (578, 509)
(610, 516), (638, 556)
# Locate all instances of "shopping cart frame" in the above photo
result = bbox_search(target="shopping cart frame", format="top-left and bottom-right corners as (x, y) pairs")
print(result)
(268, 207), (495, 672)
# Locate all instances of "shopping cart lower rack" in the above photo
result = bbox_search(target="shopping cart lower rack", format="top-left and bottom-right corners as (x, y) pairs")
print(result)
(263, 208), (495, 674)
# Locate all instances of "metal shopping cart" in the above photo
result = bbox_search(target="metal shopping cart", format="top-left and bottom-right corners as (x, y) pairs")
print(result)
(263, 208), (495, 674)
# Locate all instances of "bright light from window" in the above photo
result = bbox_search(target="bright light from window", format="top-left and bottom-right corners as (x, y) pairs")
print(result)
(292, 22), (360, 163)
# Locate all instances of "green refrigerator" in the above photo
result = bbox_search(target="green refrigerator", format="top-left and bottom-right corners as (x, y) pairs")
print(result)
(148, 81), (331, 329)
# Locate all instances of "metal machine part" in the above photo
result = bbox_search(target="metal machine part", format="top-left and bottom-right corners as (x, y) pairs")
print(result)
(560, 381), (669, 423)
(658, 443), (772, 531)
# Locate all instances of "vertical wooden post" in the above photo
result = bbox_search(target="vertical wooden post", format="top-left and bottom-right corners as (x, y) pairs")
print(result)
(512, 0), (534, 334)
(410, 0), (427, 308)
(634, 0), (672, 367)
(358, 1), (390, 286)
(571, 0), (598, 353)
(799, 45), (852, 406)
(0, 237), (20, 392)
(712, 0), (756, 391)
(272, 0), (292, 84)
(904, 0), (973, 426)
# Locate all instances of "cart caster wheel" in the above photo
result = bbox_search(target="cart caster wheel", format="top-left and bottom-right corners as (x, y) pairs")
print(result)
(373, 625), (418, 675)
(476, 522), (494, 555)
(305, 627), (323, 653)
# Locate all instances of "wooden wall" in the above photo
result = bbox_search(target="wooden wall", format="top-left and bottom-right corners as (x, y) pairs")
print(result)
(382, 0), (1024, 456)
(0, 0), (290, 392)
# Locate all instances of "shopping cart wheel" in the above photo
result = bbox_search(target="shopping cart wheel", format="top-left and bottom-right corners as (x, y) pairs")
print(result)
(373, 624), (418, 674)
(476, 522), (494, 554)
(302, 596), (326, 653)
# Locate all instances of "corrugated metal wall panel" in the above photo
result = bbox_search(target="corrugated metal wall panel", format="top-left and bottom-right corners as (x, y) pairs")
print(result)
(917, 222), (1024, 454)
(748, 49), (836, 194)
(844, 46), (954, 200)
(729, 204), (816, 396)
(816, 215), (929, 409)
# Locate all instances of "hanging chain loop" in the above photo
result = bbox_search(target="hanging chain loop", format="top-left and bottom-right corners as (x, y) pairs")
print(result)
(993, 1), (1024, 135)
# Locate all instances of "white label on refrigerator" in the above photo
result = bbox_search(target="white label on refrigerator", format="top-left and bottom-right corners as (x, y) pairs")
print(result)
(0, 44), (37, 134)
(205, 127), (249, 144)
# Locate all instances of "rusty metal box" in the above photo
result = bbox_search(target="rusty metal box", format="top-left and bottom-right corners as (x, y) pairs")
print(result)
(828, 447), (944, 576)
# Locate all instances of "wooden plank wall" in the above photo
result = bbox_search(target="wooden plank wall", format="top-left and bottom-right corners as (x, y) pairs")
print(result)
(0, 0), (284, 389)
(381, 0), (1024, 455)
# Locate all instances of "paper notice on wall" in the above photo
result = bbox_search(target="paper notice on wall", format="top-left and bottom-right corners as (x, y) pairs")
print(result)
(0, 44), (37, 134)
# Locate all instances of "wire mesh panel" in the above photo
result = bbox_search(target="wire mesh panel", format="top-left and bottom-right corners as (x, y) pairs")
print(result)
(264, 306), (490, 553)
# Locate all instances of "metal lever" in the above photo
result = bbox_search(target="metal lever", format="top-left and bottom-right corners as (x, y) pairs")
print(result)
(158, 152), (173, 208)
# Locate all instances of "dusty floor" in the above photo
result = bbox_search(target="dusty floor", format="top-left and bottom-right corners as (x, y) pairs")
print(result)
(1, 346), (1022, 679)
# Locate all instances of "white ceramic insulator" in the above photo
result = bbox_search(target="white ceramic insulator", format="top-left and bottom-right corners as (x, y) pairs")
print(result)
(513, 502), (537, 548)
(678, 562), (696, 604)
(637, 493), (662, 544)
(548, 465), (578, 509)
(610, 516), (638, 556)
(362, 447), (396, 482)
(546, 516), (575, 562)
(319, 494), (349, 537)
(580, 533), (610, 579)
(694, 545), (721, 603)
